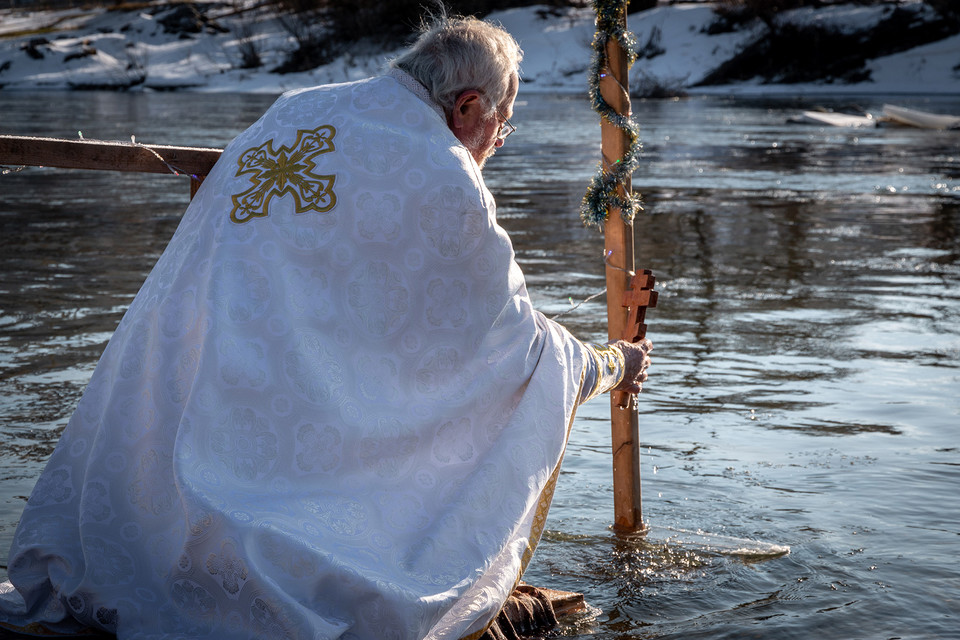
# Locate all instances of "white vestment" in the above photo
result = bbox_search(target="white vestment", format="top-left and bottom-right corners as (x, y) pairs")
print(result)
(1, 72), (622, 640)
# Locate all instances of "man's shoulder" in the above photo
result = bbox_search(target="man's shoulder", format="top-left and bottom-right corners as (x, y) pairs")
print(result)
(266, 74), (442, 124)
(251, 75), (483, 194)
(272, 76), (383, 107)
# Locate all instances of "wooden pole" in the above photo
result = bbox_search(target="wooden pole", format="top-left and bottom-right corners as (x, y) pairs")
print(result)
(0, 135), (220, 198)
(0, 135), (221, 175)
(599, 7), (644, 532)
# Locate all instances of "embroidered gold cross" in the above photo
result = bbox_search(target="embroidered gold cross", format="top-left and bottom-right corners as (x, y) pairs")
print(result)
(230, 125), (338, 224)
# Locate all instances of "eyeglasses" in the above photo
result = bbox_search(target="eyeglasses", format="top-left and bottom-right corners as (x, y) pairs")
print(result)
(496, 110), (517, 141)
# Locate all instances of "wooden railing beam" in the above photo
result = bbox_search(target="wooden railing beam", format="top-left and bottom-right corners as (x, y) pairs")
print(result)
(0, 134), (221, 180)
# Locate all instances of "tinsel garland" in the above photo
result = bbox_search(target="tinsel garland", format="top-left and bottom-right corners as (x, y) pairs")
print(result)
(581, 0), (644, 228)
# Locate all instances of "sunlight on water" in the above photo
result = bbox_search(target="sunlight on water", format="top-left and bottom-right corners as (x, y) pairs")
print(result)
(648, 527), (790, 561)
(1, 91), (959, 637)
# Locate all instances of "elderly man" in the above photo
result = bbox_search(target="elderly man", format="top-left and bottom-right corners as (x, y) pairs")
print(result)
(0, 12), (651, 640)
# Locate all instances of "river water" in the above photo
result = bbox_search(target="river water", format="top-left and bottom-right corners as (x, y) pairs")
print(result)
(1, 90), (958, 639)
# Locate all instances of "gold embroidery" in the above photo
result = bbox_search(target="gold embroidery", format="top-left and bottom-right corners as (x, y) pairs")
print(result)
(582, 343), (625, 402)
(230, 125), (338, 224)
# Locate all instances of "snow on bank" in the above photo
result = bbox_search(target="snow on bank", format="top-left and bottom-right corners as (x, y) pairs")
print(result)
(0, 1), (958, 96)
(867, 32), (960, 96)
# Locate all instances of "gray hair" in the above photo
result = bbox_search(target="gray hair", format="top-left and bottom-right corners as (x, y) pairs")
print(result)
(390, 13), (523, 116)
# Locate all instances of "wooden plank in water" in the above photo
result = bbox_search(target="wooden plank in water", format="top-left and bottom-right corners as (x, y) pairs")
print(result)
(540, 586), (586, 617)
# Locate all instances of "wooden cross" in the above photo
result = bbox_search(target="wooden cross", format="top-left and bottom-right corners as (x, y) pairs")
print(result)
(613, 269), (657, 409)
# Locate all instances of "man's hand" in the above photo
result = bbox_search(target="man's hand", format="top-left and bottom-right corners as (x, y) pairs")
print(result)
(611, 338), (652, 395)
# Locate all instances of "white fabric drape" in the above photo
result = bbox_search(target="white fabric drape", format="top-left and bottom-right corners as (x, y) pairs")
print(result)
(1, 73), (612, 640)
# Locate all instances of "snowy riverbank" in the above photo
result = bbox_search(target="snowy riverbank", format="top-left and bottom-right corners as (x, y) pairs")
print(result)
(0, 1), (958, 96)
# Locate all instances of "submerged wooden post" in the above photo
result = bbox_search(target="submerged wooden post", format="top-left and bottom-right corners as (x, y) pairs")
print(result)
(599, 5), (644, 532)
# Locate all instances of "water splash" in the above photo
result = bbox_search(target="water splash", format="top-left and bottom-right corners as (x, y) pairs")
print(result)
(648, 526), (790, 561)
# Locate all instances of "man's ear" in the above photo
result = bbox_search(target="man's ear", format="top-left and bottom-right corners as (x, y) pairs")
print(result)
(449, 89), (485, 134)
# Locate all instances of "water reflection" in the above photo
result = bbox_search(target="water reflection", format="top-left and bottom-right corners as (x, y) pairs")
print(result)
(1, 91), (959, 639)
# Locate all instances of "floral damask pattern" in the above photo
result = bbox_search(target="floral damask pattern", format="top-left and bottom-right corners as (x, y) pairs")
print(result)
(379, 493), (429, 532)
(166, 579), (218, 631)
(272, 202), (340, 251)
(79, 480), (111, 524)
(433, 418), (475, 465)
(85, 535), (135, 586)
(129, 448), (176, 516)
(28, 467), (72, 506)
(343, 122), (412, 176)
(347, 261), (410, 337)
(355, 354), (400, 403)
(358, 418), (419, 479)
(259, 531), (319, 579)
(118, 318), (150, 380)
(281, 267), (330, 319)
(250, 596), (297, 640)
(210, 407), (279, 482)
(415, 347), (462, 395)
(167, 346), (201, 406)
(94, 607), (118, 632)
(205, 538), (249, 598)
(159, 289), (197, 339)
(356, 191), (402, 241)
(426, 278), (468, 327)
(303, 496), (369, 538)
(295, 423), (342, 473)
(419, 185), (486, 259)
(217, 337), (267, 388)
(13, 514), (72, 550)
(274, 91), (337, 126)
(208, 260), (271, 324)
(351, 81), (396, 111)
(282, 333), (344, 403)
